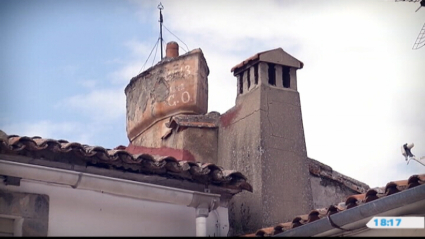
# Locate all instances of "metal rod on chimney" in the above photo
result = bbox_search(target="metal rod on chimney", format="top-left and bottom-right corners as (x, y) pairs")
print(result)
(158, 3), (164, 60)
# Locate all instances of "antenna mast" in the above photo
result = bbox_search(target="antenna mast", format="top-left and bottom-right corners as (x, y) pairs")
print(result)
(158, 2), (164, 60)
(395, 0), (425, 49)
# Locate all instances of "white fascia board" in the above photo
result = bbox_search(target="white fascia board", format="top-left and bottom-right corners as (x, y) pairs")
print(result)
(0, 159), (220, 208)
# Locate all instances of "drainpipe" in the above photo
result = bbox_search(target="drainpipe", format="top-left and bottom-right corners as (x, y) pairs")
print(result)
(189, 191), (220, 236)
(0, 160), (221, 236)
(213, 209), (221, 236)
(195, 208), (209, 236)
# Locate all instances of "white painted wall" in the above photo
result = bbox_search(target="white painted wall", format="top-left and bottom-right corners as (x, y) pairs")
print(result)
(0, 179), (229, 237)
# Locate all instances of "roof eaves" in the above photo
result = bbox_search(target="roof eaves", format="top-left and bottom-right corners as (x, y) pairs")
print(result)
(273, 183), (425, 237)
(0, 131), (252, 193)
(241, 173), (425, 237)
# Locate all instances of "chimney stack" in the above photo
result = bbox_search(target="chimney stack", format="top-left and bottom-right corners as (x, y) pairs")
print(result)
(125, 44), (209, 149)
(218, 48), (312, 235)
(166, 41), (179, 58)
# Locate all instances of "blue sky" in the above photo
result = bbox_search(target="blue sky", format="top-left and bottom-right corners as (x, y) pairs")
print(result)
(1, 0), (424, 188)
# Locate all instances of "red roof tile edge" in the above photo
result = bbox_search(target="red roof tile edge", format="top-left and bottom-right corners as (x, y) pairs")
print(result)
(242, 173), (425, 237)
(0, 131), (252, 193)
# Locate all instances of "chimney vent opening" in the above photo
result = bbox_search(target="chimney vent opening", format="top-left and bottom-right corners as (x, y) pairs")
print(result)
(268, 63), (276, 86)
(254, 64), (259, 85)
(239, 72), (244, 94)
(282, 66), (290, 88)
(247, 69), (251, 90)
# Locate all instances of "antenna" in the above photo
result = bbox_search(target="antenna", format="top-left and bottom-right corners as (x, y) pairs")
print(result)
(395, 0), (425, 49)
(415, 0), (425, 11)
(401, 143), (425, 166)
(158, 2), (164, 60)
(413, 23), (425, 49)
(139, 2), (190, 73)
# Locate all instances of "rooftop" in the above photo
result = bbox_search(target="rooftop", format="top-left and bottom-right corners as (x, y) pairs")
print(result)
(242, 173), (425, 237)
(0, 130), (252, 196)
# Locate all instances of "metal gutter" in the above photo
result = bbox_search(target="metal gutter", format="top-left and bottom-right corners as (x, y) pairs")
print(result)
(274, 184), (425, 237)
(0, 159), (221, 237)
(0, 159), (221, 207)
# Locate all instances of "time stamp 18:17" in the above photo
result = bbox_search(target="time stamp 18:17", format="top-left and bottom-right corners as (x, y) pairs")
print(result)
(366, 217), (425, 229)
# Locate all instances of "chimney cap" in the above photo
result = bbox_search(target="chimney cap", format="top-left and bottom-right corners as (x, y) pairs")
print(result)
(231, 48), (304, 74)
(166, 41), (179, 58)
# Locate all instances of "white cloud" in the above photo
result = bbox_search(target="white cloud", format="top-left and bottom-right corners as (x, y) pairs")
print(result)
(128, 0), (158, 24)
(23, 0), (422, 188)
(124, 39), (156, 58)
(139, 0), (425, 188)
(0, 120), (93, 144)
(0, 119), (129, 149)
(59, 88), (126, 123)
(109, 62), (145, 85)
(108, 39), (160, 85)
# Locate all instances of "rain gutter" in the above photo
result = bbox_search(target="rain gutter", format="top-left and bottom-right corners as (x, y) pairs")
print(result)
(274, 184), (425, 237)
(0, 159), (220, 236)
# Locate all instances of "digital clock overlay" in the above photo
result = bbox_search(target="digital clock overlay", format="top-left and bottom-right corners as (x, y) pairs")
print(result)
(366, 217), (425, 229)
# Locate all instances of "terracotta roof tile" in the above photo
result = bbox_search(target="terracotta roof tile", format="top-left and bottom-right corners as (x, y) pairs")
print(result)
(385, 181), (402, 195)
(326, 205), (341, 215)
(365, 189), (379, 202)
(0, 132), (252, 193)
(255, 227), (275, 237)
(242, 173), (425, 237)
(274, 222), (293, 232)
(307, 210), (321, 223)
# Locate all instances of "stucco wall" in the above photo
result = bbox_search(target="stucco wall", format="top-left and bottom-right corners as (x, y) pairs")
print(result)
(181, 127), (218, 165)
(260, 85), (313, 226)
(308, 157), (370, 209)
(218, 84), (313, 236)
(0, 180), (229, 237)
(218, 86), (264, 236)
(310, 175), (360, 209)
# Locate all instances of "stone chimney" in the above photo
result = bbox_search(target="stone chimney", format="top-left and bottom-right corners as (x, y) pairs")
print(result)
(124, 42), (214, 162)
(217, 48), (313, 235)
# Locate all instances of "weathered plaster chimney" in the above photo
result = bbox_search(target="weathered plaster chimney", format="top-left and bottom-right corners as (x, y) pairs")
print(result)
(124, 42), (217, 162)
(217, 48), (314, 235)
